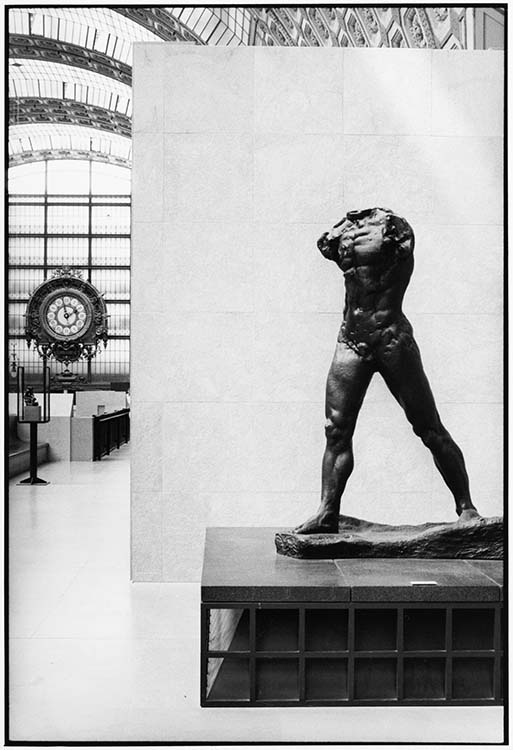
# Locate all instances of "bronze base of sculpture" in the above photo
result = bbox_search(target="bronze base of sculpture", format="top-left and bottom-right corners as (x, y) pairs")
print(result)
(275, 514), (503, 560)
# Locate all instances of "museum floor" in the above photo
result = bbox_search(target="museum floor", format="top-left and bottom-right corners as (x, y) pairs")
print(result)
(9, 448), (503, 743)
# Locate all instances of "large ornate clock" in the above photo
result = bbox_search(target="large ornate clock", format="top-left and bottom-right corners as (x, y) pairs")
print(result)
(25, 267), (108, 365)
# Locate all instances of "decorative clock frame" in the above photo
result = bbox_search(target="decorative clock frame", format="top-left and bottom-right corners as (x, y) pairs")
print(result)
(25, 267), (108, 365)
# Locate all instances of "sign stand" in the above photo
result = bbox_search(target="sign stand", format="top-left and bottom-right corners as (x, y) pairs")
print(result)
(16, 365), (51, 486)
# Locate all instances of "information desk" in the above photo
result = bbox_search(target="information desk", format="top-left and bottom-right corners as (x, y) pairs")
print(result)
(201, 528), (503, 707)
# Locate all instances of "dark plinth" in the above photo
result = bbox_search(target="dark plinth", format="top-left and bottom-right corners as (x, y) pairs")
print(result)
(202, 527), (349, 602)
(201, 528), (503, 707)
(334, 559), (502, 602)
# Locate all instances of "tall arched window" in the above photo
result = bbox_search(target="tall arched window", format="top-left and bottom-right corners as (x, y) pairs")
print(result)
(8, 159), (131, 387)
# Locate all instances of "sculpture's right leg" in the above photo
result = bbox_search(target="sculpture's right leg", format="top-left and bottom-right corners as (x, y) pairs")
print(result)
(294, 342), (374, 534)
(377, 334), (479, 521)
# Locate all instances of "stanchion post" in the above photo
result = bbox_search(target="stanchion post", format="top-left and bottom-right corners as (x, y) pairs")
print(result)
(16, 365), (51, 486)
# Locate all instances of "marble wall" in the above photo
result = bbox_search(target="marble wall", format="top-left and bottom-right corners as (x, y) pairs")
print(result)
(131, 46), (503, 582)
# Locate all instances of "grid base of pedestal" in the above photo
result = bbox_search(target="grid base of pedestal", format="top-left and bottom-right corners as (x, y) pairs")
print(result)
(201, 602), (503, 707)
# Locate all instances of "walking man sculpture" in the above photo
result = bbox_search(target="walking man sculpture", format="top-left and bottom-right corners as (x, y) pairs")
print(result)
(295, 207), (480, 535)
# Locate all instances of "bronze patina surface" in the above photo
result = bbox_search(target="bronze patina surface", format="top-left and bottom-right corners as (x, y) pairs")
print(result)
(276, 515), (503, 560)
(295, 207), (481, 536)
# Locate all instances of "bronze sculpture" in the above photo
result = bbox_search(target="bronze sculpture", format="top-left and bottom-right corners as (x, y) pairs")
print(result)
(295, 207), (480, 535)
(23, 387), (39, 407)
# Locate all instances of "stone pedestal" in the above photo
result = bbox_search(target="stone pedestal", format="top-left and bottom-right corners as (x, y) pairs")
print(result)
(201, 528), (503, 707)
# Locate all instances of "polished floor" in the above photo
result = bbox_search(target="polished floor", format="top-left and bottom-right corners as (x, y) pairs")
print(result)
(9, 448), (504, 743)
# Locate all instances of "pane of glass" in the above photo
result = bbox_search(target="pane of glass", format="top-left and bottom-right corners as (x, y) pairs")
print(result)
(91, 205), (130, 234)
(8, 163), (46, 194)
(90, 338), (129, 378)
(9, 269), (45, 299)
(9, 8), (29, 34)
(91, 162), (131, 195)
(47, 237), (89, 266)
(91, 237), (130, 265)
(94, 28), (110, 54)
(90, 269), (129, 298)
(9, 204), (45, 233)
(107, 303), (130, 335)
(47, 205), (89, 234)
(8, 303), (27, 335)
(8, 237), (44, 265)
(47, 160), (90, 194)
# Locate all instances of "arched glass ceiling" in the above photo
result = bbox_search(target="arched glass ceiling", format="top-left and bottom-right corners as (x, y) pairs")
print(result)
(171, 7), (253, 45)
(9, 59), (132, 115)
(10, 10), (132, 66)
(10, 6), (255, 60)
(9, 123), (132, 164)
(13, 7), (165, 59)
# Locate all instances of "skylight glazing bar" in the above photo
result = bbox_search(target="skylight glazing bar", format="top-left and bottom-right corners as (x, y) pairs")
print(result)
(178, 8), (195, 24)
(20, 7), (161, 42)
(207, 23), (229, 45)
(201, 15), (220, 43)
(193, 9), (211, 37)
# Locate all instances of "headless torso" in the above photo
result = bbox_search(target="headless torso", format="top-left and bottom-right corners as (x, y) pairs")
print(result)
(295, 207), (479, 535)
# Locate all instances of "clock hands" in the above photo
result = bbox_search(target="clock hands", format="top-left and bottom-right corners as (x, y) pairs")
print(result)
(50, 301), (87, 337)
(62, 306), (76, 321)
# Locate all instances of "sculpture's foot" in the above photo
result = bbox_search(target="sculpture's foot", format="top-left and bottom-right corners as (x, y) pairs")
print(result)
(293, 511), (339, 535)
(457, 508), (482, 523)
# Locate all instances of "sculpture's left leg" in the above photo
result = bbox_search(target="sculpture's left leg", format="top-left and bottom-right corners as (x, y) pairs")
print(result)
(377, 333), (479, 520)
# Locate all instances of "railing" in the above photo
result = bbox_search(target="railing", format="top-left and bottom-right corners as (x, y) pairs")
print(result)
(92, 408), (130, 461)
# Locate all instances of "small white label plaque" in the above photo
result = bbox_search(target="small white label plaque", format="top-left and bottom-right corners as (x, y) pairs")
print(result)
(410, 580), (438, 586)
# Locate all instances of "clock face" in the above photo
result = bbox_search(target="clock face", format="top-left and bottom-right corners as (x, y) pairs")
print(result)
(42, 291), (93, 341)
